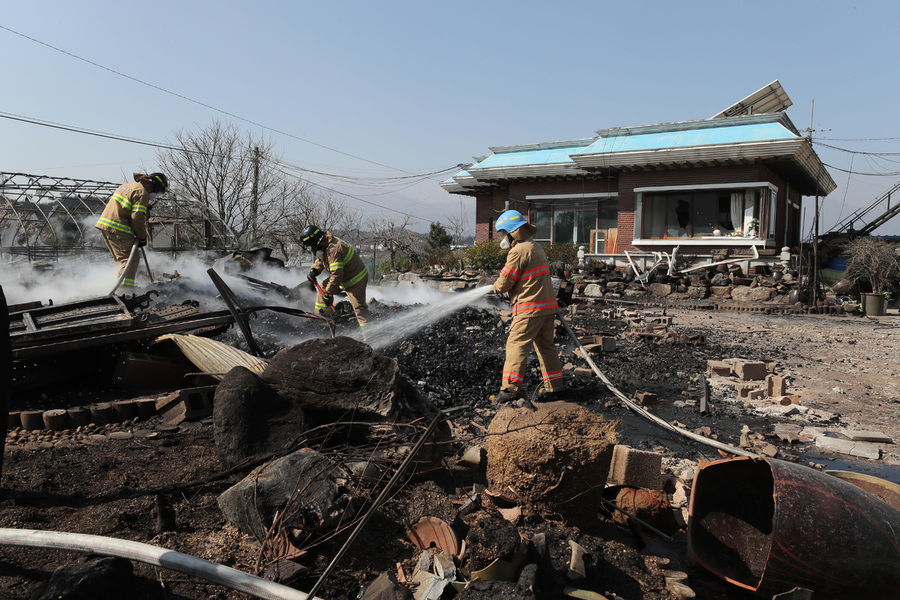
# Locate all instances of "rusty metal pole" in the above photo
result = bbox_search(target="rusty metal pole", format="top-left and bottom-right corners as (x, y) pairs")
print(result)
(141, 246), (154, 283)
(206, 268), (263, 358)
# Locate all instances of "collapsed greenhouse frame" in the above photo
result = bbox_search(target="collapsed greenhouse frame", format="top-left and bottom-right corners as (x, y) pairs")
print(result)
(0, 172), (237, 264)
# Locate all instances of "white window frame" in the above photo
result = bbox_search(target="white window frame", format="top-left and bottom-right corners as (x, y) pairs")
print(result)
(633, 182), (778, 244)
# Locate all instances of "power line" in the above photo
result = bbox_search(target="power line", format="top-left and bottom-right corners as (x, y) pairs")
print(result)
(823, 163), (900, 177)
(0, 109), (438, 220)
(820, 136), (900, 142)
(813, 141), (900, 156)
(0, 23), (419, 175)
(0, 110), (180, 151)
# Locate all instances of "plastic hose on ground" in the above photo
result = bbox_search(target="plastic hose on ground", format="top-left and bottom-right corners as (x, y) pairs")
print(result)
(108, 240), (141, 296)
(0, 528), (321, 600)
(558, 314), (758, 459)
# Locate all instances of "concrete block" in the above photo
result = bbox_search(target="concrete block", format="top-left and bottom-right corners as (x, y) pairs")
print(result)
(816, 436), (882, 460)
(738, 384), (761, 398)
(841, 430), (894, 443)
(706, 360), (732, 377)
(20, 410), (43, 430)
(766, 374), (787, 396)
(155, 385), (216, 425)
(111, 400), (138, 421)
(729, 359), (768, 381)
(748, 389), (766, 400)
(607, 444), (663, 489)
(112, 352), (193, 390)
(594, 336), (617, 352)
(135, 399), (158, 418)
(42, 409), (69, 431)
(634, 391), (658, 405)
(67, 407), (92, 427)
(90, 403), (116, 425)
(770, 395), (793, 406)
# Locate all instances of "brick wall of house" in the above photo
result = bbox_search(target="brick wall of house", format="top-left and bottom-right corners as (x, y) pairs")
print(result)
(472, 178), (619, 243)
(469, 164), (797, 248)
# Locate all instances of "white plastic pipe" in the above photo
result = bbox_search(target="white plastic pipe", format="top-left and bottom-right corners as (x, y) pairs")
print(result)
(558, 316), (757, 458)
(108, 240), (141, 295)
(0, 528), (321, 600)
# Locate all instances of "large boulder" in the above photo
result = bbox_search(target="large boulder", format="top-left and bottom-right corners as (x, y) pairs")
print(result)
(215, 336), (449, 470)
(218, 449), (353, 542)
(262, 336), (432, 420)
(648, 283), (673, 297)
(583, 283), (604, 298)
(731, 286), (776, 303)
(213, 366), (299, 468)
(485, 402), (618, 525)
(31, 557), (135, 600)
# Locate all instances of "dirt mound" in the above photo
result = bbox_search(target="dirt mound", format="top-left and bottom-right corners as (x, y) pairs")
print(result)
(485, 401), (618, 523)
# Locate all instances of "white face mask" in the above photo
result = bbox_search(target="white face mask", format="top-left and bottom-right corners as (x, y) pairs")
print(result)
(499, 235), (511, 250)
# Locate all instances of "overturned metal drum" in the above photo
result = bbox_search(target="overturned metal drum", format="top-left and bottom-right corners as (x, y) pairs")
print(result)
(688, 456), (900, 598)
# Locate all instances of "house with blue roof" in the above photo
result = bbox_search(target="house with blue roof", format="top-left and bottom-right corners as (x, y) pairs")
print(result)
(442, 81), (836, 260)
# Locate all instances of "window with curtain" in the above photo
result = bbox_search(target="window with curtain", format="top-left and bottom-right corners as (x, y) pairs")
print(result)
(642, 188), (767, 238)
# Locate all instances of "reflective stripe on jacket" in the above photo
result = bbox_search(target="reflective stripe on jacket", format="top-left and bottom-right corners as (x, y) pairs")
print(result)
(492, 227), (558, 318)
(95, 181), (150, 240)
(312, 232), (368, 295)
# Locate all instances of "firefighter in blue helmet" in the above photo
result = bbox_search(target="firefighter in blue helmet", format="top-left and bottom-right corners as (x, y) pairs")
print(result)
(490, 210), (564, 402)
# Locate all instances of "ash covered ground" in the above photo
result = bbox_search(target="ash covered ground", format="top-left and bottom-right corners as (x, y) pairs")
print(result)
(2, 270), (900, 600)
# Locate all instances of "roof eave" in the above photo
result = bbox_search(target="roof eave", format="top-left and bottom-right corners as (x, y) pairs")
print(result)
(466, 163), (588, 180)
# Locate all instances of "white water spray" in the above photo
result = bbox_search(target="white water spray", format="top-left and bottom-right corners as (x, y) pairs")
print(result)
(362, 285), (495, 350)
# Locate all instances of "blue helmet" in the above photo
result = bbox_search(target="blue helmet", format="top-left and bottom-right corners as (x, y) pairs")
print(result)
(495, 209), (527, 233)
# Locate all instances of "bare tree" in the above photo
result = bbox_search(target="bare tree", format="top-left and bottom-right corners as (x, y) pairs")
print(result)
(156, 120), (289, 249)
(331, 207), (366, 249)
(445, 210), (472, 246)
(371, 215), (420, 271)
(843, 236), (900, 294)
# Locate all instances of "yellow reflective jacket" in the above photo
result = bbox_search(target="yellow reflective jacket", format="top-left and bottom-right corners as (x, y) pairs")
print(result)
(95, 174), (152, 240)
(311, 232), (368, 295)
(491, 224), (558, 318)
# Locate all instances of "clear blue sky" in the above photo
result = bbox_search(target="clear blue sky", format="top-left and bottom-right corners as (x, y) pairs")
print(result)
(2, 1), (899, 235)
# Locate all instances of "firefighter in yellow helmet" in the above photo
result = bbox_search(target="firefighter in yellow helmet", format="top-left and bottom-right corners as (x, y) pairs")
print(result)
(490, 210), (564, 402)
(95, 172), (168, 288)
(300, 225), (372, 331)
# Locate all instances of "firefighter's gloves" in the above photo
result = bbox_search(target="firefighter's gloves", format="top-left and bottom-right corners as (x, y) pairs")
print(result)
(308, 267), (321, 280)
(307, 272), (316, 284)
(322, 293), (333, 307)
(137, 239), (147, 248)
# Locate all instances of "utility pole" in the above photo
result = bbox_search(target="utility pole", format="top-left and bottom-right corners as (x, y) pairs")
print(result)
(807, 101), (820, 306)
(803, 102), (832, 306)
(250, 146), (260, 247)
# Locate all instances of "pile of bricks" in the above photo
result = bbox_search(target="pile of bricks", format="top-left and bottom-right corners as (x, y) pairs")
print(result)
(707, 358), (797, 405)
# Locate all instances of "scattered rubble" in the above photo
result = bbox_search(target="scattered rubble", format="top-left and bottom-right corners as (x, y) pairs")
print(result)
(3, 271), (900, 600)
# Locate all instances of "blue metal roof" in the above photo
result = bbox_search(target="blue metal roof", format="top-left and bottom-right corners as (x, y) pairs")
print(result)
(471, 144), (591, 169)
(574, 121), (797, 156)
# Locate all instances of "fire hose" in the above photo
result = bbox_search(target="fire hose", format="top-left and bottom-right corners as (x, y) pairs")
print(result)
(557, 313), (757, 458)
(0, 528), (321, 600)
(307, 274), (333, 312)
(109, 239), (154, 296)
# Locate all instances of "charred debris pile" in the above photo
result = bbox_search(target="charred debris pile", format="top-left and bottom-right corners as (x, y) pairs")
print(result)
(2, 263), (899, 600)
